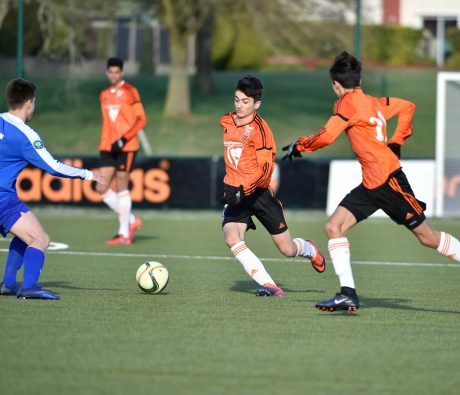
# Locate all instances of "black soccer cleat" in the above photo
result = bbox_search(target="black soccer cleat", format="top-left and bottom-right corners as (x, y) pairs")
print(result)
(315, 293), (360, 313)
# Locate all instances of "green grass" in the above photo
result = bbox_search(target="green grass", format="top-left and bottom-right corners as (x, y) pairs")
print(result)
(0, 68), (437, 158)
(0, 208), (459, 395)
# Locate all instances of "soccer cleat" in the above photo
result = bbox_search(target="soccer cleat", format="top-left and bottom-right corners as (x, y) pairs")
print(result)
(315, 293), (360, 313)
(255, 284), (284, 297)
(105, 234), (132, 245)
(129, 217), (143, 241)
(17, 285), (60, 300)
(0, 282), (19, 296)
(306, 239), (326, 273)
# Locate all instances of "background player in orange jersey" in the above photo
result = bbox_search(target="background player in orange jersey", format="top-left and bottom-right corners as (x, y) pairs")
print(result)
(283, 51), (460, 312)
(221, 75), (326, 297)
(96, 57), (146, 245)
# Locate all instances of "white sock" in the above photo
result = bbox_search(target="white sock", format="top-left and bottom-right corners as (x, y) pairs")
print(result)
(437, 232), (460, 262)
(328, 237), (355, 289)
(117, 190), (132, 238)
(102, 189), (119, 212)
(103, 188), (135, 224)
(231, 241), (276, 286)
(293, 238), (314, 258)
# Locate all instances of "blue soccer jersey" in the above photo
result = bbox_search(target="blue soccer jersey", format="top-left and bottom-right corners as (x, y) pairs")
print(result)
(0, 112), (92, 201)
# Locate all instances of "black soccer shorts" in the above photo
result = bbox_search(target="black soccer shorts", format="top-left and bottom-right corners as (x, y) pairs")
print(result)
(339, 169), (426, 230)
(222, 188), (289, 235)
(99, 150), (137, 172)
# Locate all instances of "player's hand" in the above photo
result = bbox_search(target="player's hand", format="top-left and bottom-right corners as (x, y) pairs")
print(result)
(221, 184), (244, 206)
(387, 142), (401, 159)
(282, 142), (302, 161)
(111, 137), (127, 152)
(91, 170), (109, 186)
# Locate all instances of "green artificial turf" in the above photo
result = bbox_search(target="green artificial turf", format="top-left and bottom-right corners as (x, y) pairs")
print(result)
(0, 209), (459, 395)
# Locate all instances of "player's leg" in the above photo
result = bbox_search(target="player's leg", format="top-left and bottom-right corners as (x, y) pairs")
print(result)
(316, 205), (360, 312)
(222, 204), (283, 296)
(411, 220), (460, 262)
(253, 189), (326, 273)
(9, 210), (59, 299)
(107, 152), (141, 245)
(380, 170), (460, 262)
(316, 185), (377, 312)
(96, 152), (117, 199)
(0, 236), (27, 295)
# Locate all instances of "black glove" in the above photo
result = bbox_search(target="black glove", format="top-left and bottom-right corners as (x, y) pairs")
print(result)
(387, 142), (401, 159)
(111, 137), (128, 152)
(282, 142), (302, 161)
(221, 184), (244, 206)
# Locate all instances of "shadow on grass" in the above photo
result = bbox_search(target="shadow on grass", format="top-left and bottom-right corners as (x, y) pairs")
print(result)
(360, 296), (460, 315)
(230, 280), (323, 295)
(132, 234), (159, 242)
(37, 281), (119, 291)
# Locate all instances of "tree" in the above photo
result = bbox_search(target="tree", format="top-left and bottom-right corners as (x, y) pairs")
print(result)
(156, 0), (215, 118)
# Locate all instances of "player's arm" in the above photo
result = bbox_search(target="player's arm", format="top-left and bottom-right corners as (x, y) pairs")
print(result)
(283, 114), (348, 160)
(121, 88), (147, 142)
(244, 124), (276, 196)
(22, 131), (106, 185)
(379, 97), (415, 156)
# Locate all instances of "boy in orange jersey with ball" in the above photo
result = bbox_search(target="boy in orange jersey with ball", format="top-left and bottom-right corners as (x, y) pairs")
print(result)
(221, 75), (326, 297)
(96, 58), (146, 245)
(283, 51), (460, 312)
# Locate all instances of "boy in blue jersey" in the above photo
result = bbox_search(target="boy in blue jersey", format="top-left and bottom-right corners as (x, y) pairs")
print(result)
(0, 79), (107, 300)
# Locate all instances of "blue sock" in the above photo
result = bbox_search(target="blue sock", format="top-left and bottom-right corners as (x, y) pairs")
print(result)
(22, 247), (45, 289)
(2, 236), (27, 286)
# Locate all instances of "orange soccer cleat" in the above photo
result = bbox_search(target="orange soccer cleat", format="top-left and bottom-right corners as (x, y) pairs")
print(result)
(306, 239), (326, 273)
(129, 217), (143, 241)
(105, 234), (132, 246)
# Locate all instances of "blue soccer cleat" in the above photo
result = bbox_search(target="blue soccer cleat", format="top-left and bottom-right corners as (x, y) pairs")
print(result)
(315, 293), (360, 313)
(0, 282), (19, 296)
(255, 284), (284, 297)
(17, 285), (60, 300)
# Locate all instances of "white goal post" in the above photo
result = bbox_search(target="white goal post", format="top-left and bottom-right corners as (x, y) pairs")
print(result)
(436, 72), (460, 217)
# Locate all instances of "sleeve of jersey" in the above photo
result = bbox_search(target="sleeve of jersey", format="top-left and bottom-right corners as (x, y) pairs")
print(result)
(22, 135), (92, 180)
(379, 97), (415, 145)
(244, 122), (274, 195)
(123, 88), (147, 141)
(296, 114), (348, 152)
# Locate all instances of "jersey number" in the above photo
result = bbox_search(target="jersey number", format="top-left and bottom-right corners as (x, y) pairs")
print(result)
(369, 112), (386, 142)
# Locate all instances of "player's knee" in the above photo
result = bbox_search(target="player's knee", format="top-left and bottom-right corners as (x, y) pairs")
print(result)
(278, 243), (295, 257)
(38, 232), (51, 250)
(324, 220), (341, 238)
(96, 183), (109, 194)
(29, 231), (50, 250)
(225, 235), (242, 248)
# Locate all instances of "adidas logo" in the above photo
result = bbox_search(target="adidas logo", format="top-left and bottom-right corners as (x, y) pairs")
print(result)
(279, 222), (286, 229)
(405, 212), (414, 220)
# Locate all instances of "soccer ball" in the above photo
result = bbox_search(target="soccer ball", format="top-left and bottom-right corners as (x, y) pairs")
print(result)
(135, 261), (169, 294)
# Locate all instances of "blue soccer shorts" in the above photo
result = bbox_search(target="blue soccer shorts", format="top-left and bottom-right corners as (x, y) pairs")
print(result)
(0, 195), (31, 237)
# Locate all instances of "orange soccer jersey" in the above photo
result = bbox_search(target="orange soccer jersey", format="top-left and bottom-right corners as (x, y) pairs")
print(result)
(99, 81), (147, 152)
(221, 112), (276, 196)
(296, 87), (415, 189)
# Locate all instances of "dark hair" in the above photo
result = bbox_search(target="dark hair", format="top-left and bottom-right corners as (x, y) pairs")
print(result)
(107, 57), (124, 70)
(235, 75), (263, 101)
(6, 79), (36, 110)
(329, 51), (361, 88)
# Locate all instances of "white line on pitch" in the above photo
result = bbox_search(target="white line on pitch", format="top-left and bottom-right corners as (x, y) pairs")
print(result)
(0, 249), (458, 268)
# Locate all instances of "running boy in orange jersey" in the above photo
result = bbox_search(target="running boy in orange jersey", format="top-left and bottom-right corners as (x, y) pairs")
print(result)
(96, 57), (146, 245)
(283, 51), (460, 312)
(221, 75), (326, 297)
